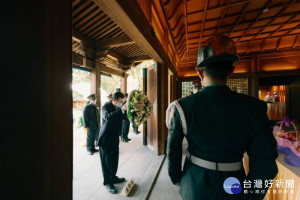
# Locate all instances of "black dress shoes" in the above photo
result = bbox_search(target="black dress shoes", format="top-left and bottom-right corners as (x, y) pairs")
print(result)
(87, 151), (94, 155)
(121, 138), (128, 142)
(92, 148), (99, 153)
(126, 138), (131, 141)
(105, 184), (117, 194)
(112, 176), (126, 184)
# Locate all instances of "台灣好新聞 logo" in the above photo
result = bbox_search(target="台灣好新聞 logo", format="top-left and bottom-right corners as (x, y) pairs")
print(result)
(223, 177), (242, 194)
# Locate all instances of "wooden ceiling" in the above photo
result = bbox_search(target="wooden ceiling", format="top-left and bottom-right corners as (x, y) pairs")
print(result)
(72, 0), (149, 70)
(72, 0), (300, 76)
(160, 0), (300, 69)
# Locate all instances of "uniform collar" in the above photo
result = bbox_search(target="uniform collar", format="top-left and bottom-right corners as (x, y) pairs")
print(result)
(204, 82), (226, 87)
(201, 83), (229, 92)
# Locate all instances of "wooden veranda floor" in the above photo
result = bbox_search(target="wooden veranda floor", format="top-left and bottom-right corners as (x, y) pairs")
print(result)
(72, 128), (167, 200)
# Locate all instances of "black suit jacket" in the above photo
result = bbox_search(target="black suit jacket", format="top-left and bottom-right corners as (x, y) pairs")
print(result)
(167, 85), (278, 200)
(98, 101), (124, 149)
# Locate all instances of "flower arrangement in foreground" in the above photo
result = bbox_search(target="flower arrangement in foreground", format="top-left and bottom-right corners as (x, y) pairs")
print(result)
(127, 90), (153, 133)
(273, 116), (300, 167)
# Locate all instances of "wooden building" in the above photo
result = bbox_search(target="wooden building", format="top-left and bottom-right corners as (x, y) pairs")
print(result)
(2, 0), (300, 199)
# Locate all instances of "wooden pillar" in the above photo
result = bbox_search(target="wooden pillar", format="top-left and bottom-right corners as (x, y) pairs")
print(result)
(143, 68), (148, 146)
(91, 61), (101, 105)
(250, 73), (259, 98)
(1, 0), (72, 199)
(157, 63), (169, 155)
(178, 79), (183, 99)
(120, 73), (128, 93)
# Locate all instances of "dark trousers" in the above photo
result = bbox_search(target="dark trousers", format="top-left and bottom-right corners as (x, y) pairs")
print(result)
(121, 118), (130, 139)
(100, 144), (119, 185)
(87, 128), (98, 151)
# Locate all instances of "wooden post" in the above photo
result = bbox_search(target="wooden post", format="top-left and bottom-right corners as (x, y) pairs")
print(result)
(91, 61), (101, 105)
(157, 63), (169, 155)
(121, 73), (128, 94)
(2, 0), (72, 199)
(143, 68), (148, 146)
(250, 73), (259, 98)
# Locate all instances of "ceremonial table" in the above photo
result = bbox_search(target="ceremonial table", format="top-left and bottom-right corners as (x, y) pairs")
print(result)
(243, 153), (300, 200)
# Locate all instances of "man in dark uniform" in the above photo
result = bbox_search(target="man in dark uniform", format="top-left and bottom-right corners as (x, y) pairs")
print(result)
(107, 94), (112, 101)
(121, 93), (131, 142)
(82, 94), (100, 155)
(98, 92), (126, 194)
(166, 35), (278, 200)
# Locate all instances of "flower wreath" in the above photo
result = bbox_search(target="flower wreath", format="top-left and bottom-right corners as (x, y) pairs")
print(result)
(127, 90), (153, 133)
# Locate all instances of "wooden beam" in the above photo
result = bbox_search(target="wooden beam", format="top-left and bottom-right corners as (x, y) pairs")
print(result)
(292, 34), (300, 48)
(96, 35), (135, 48)
(258, 69), (300, 77)
(107, 50), (124, 63)
(238, 48), (300, 57)
(159, 0), (181, 58)
(184, 0), (189, 60)
(229, 1), (250, 36)
(126, 55), (152, 63)
(198, 0), (209, 49)
(215, 0), (230, 35)
(72, 28), (96, 48)
(100, 63), (124, 77)
(92, 0), (178, 78)
(276, 37), (282, 50)
(93, 0), (163, 62)
(72, 52), (94, 69)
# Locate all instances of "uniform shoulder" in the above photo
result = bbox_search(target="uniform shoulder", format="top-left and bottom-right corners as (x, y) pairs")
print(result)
(235, 92), (266, 109)
(177, 93), (197, 104)
(102, 101), (112, 108)
(86, 103), (96, 108)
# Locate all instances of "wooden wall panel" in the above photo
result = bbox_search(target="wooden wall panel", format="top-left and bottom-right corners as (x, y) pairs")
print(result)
(1, 0), (72, 199)
(147, 64), (158, 150)
(234, 59), (252, 73)
(260, 55), (300, 71)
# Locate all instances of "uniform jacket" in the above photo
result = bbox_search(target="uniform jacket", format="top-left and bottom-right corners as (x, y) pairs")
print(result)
(82, 103), (100, 130)
(167, 85), (278, 200)
(98, 101), (124, 149)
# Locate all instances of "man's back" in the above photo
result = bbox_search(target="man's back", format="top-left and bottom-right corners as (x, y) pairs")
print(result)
(179, 85), (271, 162)
(168, 85), (278, 200)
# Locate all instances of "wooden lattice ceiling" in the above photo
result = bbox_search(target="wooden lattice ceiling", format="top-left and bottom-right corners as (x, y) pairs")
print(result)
(72, 0), (149, 70)
(160, 0), (300, 69)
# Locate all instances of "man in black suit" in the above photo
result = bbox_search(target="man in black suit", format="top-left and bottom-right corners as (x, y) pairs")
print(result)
(121, 93), (131, 142)
(166, 35), (278, 200)
(98, 92), (126, 194)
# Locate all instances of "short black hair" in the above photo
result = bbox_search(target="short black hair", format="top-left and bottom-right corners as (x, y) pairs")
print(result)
(116, 88), (121, 92)
(198, 61), (234, 80)
(112, 92), (124, 100)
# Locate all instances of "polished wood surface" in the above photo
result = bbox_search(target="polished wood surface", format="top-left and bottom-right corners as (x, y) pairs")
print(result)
(244, 154), (300, 200)
(267, 103), (286, 121)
